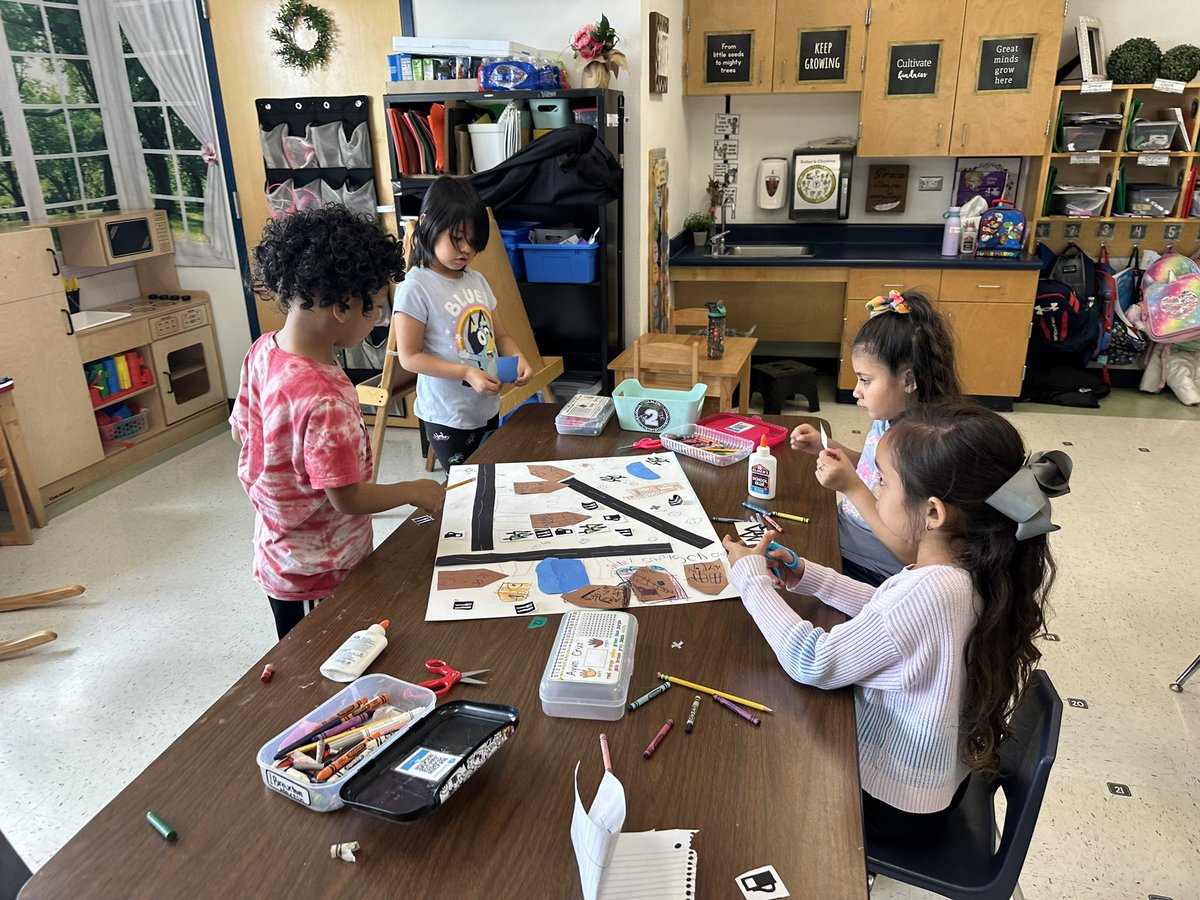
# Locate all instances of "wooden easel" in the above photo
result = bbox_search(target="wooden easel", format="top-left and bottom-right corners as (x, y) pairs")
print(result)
(0, 584), (84, 661)
(0, 383), (47, 545)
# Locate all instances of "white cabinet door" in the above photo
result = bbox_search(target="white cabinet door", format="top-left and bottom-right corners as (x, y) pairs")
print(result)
(0, 292), (104, 485)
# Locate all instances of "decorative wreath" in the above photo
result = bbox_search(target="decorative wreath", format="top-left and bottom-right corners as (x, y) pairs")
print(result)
(269, 0), (337, 74)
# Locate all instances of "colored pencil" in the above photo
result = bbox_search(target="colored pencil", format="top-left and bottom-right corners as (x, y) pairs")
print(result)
(655, 671), (774, 714)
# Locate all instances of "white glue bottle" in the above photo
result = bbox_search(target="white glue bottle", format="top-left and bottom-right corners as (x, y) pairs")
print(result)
(320, 620), (390, 682)
(747, 436), (777, 500)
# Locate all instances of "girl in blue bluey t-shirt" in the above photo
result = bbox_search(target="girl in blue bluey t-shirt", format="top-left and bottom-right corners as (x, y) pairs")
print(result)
(790, 289), (961, 586)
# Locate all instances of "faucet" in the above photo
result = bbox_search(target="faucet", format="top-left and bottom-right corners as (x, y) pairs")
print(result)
(709, 172), (732, 256)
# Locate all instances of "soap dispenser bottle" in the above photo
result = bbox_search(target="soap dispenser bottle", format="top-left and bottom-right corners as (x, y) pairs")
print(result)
(320, 620), (390, 682)
(757, 158), (788, 210)
(747, 436), (777, 500)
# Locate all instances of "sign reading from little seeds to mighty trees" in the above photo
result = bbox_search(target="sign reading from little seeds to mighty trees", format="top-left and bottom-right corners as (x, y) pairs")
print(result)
(976, 35), (1035, 92)
(796, 27), (850, 83)
(886, 41), (941, 97)
(705, 31), (752, 85)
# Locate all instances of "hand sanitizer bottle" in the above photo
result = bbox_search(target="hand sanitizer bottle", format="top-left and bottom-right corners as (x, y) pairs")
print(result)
(747, 436), (777, 500)
(320, 620), (390, 682)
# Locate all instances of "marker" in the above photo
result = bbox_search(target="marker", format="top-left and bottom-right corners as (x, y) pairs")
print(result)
(714, 693), (762, 726)
(260, 664), (275, 683)
(146, 810), (177, 842)
(643, 718), (674, 759)
(627, 680), (671, 711)
(599, 732), (612, 773)
(685, 695), (701, 733)
(711, 516), (741, 524)
(656, 672), (774, 714)
(771, 511), (810, 524)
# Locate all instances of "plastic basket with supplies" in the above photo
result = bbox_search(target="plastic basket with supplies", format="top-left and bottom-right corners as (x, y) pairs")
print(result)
(660, 423), (754, 467)
(611, 379), (706, 433)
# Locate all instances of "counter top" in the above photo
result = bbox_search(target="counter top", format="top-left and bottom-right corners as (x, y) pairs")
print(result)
(670, 223), (1041, 270)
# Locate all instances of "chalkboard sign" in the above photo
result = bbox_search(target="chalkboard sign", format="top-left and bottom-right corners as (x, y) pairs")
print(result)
(977, 36), (1034, 92)
(886, 42), (941, 97)
(796, 27), (849, 83)
(705, 31), (753, 85)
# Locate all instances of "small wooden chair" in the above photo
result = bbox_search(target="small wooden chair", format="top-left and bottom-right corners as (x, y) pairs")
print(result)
(0, 584), (83, 661)
(0, 383), (47, 546)
(631, 335), (701, 389)
(354, 320), (419, 482)
(670, 306), (709, 334)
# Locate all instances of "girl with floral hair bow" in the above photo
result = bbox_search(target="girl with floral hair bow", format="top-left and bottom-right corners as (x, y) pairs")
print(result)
(790, 288), (960, 586)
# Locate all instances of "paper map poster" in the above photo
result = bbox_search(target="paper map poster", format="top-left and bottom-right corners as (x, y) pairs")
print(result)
(426, 454), (736, 621)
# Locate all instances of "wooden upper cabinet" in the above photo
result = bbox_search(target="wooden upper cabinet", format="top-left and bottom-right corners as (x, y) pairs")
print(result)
(685, 0), (775, 96)
(859, 0), (966, 156)
(950, 0), (1064, 156)
(0, 228), (60, 305)
(773, 0), (869, 93)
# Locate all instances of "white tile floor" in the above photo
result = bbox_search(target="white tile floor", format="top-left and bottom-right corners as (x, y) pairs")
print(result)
(2, 395), (1198, 899)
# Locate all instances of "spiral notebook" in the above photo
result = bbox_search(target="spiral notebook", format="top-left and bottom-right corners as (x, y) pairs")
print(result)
(571, 764), (698, 900)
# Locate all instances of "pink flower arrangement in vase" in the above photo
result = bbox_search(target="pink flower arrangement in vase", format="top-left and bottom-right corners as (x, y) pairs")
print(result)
(570, 14), (627, 88)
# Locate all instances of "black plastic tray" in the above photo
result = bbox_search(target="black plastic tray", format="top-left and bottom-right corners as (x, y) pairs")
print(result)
(339, 700), (519, 822)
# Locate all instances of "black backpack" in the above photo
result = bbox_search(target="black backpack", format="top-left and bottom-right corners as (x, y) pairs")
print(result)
(1030, 279), (1103, 360)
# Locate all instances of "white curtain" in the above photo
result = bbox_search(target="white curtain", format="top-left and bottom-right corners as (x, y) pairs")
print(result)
(113, 0), (232, 267)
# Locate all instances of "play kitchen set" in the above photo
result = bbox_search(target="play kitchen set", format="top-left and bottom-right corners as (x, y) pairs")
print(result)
(0, 210), (226, 506)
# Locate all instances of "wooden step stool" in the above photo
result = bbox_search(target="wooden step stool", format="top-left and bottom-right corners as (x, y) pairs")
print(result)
(750, 360), (820, 414)
(0, 381), (47, 545)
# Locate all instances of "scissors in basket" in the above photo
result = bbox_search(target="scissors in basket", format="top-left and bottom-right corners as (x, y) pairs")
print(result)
(418, 659), (489, 697)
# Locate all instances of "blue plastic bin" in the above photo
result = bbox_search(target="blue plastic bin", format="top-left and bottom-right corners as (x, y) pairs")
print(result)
(498, 220), (539, 281)
(518, 241), (599, 284)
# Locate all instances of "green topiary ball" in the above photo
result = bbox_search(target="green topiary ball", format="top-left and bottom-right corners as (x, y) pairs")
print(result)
(1106, 37), (1163, 84)
(1161, 44), (1200, 82)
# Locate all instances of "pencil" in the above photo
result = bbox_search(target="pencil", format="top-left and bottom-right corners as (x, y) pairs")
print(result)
(772, 511), (810, 524)
(446, 478), (475, 491)
(655, 672), (774, 714)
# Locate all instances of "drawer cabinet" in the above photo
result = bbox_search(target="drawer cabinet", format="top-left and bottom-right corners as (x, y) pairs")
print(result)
(846, 268), (941, 300)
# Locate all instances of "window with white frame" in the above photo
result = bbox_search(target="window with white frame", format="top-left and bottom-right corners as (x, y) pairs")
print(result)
(0, 0), (230, 265)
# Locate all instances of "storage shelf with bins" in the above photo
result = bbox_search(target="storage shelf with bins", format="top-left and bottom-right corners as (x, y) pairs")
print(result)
(82, 346), (160, 456)
(384, 87), (624, 385)
(1028, 82), (1200, 255)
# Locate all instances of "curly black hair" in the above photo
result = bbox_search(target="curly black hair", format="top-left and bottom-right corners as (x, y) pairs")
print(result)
(252, 205), (405, 315)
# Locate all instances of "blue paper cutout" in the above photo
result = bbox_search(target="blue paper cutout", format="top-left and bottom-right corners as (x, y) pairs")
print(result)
(535, 557), (589, 594)
(626, 461), (660, 481)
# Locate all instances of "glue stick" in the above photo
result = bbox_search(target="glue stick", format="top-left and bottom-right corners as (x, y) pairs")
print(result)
(319, 620), (389, 682)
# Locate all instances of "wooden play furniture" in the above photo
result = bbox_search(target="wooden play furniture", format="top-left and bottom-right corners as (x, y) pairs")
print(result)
(0, 584), (84, 661)
(609, 333), (757, 414)
(0, 381), (47, 545)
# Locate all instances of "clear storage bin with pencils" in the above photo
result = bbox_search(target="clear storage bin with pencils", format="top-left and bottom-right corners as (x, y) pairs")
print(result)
(256, 673), (436, 812)
(660, 424), (754, 467)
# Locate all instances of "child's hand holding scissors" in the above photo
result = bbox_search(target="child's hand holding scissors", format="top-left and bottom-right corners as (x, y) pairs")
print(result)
(722, 530), (805, 590)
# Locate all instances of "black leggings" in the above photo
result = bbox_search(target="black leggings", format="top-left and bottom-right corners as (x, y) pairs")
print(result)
(268, 596), (322, 640)
(423, 416), (499, 473)
(841, 557), (890, 588)
(862, 776), (970, 845)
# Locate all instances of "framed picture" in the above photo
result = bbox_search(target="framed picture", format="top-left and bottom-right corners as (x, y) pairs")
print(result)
(1076, 16), (1106, 82)
(649, 12), (669, 94)
(953, 157), (1022, 207)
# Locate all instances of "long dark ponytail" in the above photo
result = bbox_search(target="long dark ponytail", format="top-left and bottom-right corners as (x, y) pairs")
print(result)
(852, 290), (961, 405)
(884, 401), (1055, 778)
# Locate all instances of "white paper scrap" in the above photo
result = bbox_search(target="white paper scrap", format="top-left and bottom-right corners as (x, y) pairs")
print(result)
(820, 424), (829, 451)
(599, 829), (698, 900)
(572, 763), (626, 900)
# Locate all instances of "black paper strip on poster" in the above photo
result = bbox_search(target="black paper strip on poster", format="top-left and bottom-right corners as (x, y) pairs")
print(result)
(470, 463), (496, 552)
(562, 479), (713, 549)
(436, 542), (674, 568)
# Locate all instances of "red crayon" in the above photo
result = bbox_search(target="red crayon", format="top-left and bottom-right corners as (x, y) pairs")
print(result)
(643, 718), (675, 759)
(260, 664), (275, 683)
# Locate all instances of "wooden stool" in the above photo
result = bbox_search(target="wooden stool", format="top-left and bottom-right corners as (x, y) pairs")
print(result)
(751, 359), (820, 413)
(0, 383), (46, 546)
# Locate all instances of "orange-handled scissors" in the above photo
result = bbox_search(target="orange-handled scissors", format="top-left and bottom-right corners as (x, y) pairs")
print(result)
(418, 659), (489, 697)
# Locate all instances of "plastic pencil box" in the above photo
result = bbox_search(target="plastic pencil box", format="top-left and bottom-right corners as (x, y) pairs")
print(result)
(256, 673), (437, 812)
(612, 379), (707, 434)
(540, 610), (638, 720)
(660, 423), (754, 467)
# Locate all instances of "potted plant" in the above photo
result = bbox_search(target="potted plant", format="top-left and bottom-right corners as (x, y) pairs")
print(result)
(684, 212), (714, 246)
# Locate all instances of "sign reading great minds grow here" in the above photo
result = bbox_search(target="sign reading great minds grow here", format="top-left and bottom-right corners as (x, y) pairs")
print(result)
(886, 42), (940, 97)
(976, 36), (1034, 92)
(705, 32), (753, 85)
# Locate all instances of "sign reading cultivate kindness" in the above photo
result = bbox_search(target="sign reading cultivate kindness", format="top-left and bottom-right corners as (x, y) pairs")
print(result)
(887, 42), (940, 97)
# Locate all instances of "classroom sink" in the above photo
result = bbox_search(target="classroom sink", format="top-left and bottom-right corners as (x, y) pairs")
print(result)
(70, 310), (132, 332)
(717, 244), (816, 258)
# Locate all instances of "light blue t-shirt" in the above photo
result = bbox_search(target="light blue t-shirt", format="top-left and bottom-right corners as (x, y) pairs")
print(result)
(396, 266), (500, 430)
(838, 419), (903, 579)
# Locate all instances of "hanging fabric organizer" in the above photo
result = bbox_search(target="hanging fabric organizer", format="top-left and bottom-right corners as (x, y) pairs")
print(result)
(256, 95), (378, 220)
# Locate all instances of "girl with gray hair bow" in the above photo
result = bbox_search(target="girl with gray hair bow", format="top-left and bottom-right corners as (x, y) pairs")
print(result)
(724, 400), (1068, 844)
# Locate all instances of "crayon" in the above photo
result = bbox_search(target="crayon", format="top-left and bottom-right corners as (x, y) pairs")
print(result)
(741, 501), (770, 517)
(711, 516), (741, 523)
(146, 810), (177, 841)
(627, 680), (671, 711)
(315, 737), (372, 783)
(599, 732), (612, 773)
(771, 511), (810, 524)
(714, 693), (762, 726)
(643, 718), (674, 760)
(685, 695), (701, 733)
(260, 664), (274, 683)
(273, 693), (389, 760)
(762, 513), (784, 533)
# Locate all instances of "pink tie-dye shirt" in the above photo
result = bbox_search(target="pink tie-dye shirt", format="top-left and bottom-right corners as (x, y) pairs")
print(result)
(230, 334), (373, 601)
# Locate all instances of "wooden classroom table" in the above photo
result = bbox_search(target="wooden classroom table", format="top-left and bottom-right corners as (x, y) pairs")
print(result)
(608, 334), (758, 414)
(22, 404), (866, 900)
